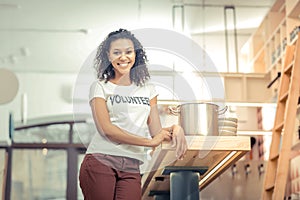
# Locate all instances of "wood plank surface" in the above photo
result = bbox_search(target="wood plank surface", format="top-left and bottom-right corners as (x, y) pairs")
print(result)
(141, 136), (250, 200)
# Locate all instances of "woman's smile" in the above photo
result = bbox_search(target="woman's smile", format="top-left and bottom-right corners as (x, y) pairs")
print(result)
(118, 62), (131, 67)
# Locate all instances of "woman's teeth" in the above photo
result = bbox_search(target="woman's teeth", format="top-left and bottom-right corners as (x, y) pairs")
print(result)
(119, 63), (128, 67)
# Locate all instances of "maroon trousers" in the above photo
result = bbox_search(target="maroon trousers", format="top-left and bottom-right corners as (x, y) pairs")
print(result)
(79, 153), (142, 200)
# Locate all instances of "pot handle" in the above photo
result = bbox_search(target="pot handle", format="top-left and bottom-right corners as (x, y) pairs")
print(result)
(168, 105), (181, 116)
(218, 106), (228, 115)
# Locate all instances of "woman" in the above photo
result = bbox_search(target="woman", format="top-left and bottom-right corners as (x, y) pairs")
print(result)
(79, 28), (187, 200)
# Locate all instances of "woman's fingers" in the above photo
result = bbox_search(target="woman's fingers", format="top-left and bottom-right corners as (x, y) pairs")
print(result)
(172, 136), (179, 157)
(151, 130), (172, 147)
(172, 125), (187, 159)
(180, 139), (187, 159)
(177, 136), (186, 159)
(163, 130), (172, 141)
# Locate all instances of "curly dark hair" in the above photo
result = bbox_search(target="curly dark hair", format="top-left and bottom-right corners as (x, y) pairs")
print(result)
(94, 28), (150, 86)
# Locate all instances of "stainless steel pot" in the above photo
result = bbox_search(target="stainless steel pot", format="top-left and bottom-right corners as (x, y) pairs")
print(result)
(170, 103), (227, 136)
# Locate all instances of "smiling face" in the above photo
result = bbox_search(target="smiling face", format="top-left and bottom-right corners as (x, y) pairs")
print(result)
(108, 38), (136, 81)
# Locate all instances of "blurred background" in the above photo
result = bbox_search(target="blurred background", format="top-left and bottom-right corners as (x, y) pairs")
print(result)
(0, 0), (287, 199)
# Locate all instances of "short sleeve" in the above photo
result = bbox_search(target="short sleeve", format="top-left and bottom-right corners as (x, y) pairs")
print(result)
(148, 82), (159, 100)
(89, 81), (105, 102)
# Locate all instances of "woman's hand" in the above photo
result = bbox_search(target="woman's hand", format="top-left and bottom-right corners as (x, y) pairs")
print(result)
(171, 125), (187, 160)
(150, 129), (172, 147)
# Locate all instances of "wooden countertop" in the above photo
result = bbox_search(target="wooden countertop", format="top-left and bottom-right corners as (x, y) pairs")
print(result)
(141, 136), (250, 199)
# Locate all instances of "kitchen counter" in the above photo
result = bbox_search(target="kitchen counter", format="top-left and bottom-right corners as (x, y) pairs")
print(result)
(141, 136), (250, 199)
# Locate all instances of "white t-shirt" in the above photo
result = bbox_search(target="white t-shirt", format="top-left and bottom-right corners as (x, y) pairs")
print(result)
(86, 80), (158, 163)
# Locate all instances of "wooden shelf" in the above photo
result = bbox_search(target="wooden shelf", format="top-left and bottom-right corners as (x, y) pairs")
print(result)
(291, 35), (299, 45)
(292, 104), (300, 150)
(223, 73), (272, 103)
(242, 0), (300, 79)
(271, 0), (285, 12)
(286, 0), (300, 18)
(249, 17), (287, 73)
(270, 55), (283, 70)
(141, 136), (250, 200)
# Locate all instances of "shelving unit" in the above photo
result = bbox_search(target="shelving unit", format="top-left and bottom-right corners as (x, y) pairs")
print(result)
(292, 141), (300, 151)
(262, 33), (300, 199)
(222, 73), (271, 103)
(242, 0), (300, 101)
(292, 104), (300, 151)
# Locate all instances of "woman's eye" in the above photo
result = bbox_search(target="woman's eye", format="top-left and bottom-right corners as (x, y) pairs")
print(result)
(113, 52), (121, 55)
(126, 50), (133, 54)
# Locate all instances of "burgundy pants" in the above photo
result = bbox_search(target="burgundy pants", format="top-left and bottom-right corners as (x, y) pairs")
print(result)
(79, 153), (142, 200)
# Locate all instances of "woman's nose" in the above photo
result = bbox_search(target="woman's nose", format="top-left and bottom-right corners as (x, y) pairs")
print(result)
(119, 53), (127, 60)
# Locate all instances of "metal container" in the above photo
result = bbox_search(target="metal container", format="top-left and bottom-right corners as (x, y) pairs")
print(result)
(170, 103), (227, 136)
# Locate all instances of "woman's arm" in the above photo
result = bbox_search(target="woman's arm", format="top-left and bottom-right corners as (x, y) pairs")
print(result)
(147, 97), (187, 159)
(147, 96), (173, 136)
(147, 96), (169, 137)
(90, 97), (171, 147)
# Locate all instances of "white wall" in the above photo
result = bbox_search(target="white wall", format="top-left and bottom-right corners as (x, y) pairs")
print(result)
(0, 72), (78, 143)
(0, 1), (274, 143)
